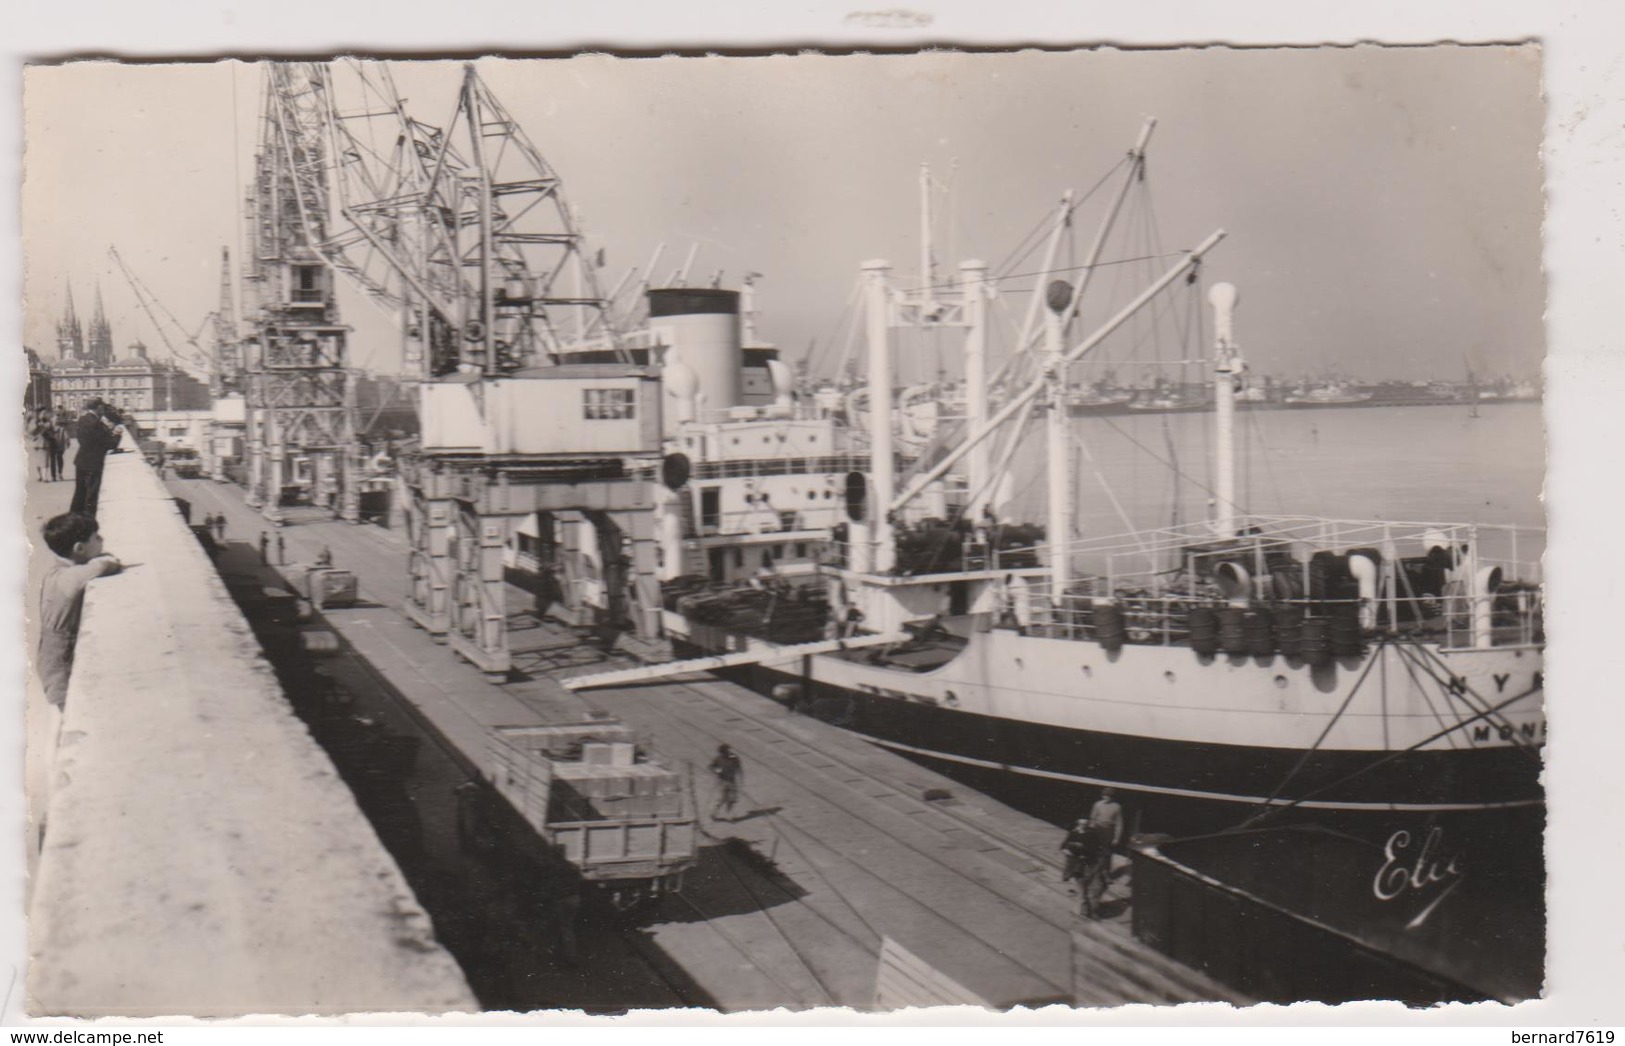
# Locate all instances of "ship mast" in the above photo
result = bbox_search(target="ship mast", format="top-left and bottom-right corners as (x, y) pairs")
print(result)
(1210, 282), (1241, 538)
(919, 163), (938, 323)
(1044, 279), (1074, 595)
(960, 259), (992, 519)
(862, 259), (896, 573)
(891, 229), (1227, 514)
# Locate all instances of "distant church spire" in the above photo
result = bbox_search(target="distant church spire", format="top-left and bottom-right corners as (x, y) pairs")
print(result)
(87, 282), (114, 366)
(56, 281), (84, 361)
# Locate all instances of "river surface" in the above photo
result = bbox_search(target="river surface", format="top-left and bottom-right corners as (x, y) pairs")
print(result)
(1004, 401), (1545, 567)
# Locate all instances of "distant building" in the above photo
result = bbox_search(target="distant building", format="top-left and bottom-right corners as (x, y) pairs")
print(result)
(126, 408), (214, 454)
(86, 288), (114, 367)
(50, 341), (211, 414)
(54, 282), (115, 367)
(23, 347), (52, 413)
(55, 283), (83, 362)
(205, 394), (248, 481)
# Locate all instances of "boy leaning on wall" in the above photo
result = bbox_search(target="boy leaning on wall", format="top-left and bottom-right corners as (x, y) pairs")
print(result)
(35, 512), (122, 831)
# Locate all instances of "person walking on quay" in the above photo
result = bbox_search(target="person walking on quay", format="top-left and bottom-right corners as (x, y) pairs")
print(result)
(1061, 815), (1113, 919)
(259, 530), (270, 562)
(214, 513), (227, 543)
(708, 743), (744, 822)
(69, 400), (119, 519)
(276, 532), (286, 566)
(36, 512), (122, 829)
(48, 411), (69, 482)
(34, 412), (63, 487)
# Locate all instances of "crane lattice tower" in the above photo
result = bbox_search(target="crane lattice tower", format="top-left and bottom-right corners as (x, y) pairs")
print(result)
(242, 63), (359, 524)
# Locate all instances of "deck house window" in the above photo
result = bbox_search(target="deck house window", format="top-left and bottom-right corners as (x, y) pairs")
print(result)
(583, 388), (636, 420)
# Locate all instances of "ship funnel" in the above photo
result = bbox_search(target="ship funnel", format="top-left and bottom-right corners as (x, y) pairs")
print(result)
(649, 287), (742, 416)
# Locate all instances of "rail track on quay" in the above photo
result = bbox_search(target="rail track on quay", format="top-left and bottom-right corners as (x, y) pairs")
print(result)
(570, 669), (1244, 1008)
(167, 476), (1245, 1010)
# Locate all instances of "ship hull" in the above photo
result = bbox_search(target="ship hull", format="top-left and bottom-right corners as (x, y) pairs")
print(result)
(670, 621), (1544, 846)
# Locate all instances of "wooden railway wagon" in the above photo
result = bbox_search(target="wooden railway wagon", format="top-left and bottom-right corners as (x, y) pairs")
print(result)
(477, 720), (698, 909)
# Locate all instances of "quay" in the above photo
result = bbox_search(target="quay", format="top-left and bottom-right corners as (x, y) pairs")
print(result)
(24, 453), (477, 1017)
(24, 449), (1244, 1014)
(158, 465), (1246, 1011)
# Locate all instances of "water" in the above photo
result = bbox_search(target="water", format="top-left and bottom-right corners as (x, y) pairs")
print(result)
(1007, 402), (1545, 566)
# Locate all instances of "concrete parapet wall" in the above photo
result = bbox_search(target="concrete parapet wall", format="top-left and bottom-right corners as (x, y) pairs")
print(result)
(29, 453), (477, 1017)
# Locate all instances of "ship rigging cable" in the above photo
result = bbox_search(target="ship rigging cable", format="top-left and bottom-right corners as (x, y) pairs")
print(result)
(1243, 684), (1544, 827)
(1237, 635), (1391, 830)
(989, 154), (1131, 283)
(1399, 642), (1544, 761)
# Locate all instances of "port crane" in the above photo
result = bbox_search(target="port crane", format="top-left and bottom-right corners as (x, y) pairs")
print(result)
(213, 246), (245, 397)
(261, 59), (664, 677)
(242, 63), (361, 523)
(105, 245), (215, 380)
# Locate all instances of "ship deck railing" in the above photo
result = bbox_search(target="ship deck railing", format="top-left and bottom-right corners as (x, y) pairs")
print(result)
(1018, 587), (1541, 653)
(1051, 514), (1544, 587)
(689, 403), (838, 426)
(694, 507), (841, 540)
(687, 453), (876, 482)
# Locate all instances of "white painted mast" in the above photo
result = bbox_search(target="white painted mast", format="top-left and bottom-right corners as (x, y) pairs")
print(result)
(919, 164), (937, 321)
(1209, 282), (1242, 537)
(1044, 279), (1074, 596)
(960, 259), (992, 517)
(863, 259), (896, 573)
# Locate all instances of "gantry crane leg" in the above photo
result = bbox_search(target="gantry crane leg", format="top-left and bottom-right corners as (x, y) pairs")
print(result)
(403, 473), (455, 639)
(448, 503), (524, 681)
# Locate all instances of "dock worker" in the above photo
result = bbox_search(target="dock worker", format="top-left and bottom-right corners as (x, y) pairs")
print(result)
(259, 530), (270, 562)
(709, 743), (744, 822)
(276, 532), (287, 566)
(316, 545), (333, 568)
(214, 513), (227, 543)
(1061, 815), (1113, 919)
(1088, 786), (1125, 851)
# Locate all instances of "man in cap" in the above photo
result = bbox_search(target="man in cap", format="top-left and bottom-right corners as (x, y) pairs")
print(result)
(69, 399), (119, 519)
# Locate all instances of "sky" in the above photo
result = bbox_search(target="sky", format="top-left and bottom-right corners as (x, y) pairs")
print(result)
(21, 46), (1545, 385)
(10, 5), (1625, 1029)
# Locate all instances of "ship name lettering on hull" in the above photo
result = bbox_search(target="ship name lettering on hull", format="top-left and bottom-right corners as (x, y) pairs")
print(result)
(1373, 826), (1465, 929)
(1470, 721), (1545, 744)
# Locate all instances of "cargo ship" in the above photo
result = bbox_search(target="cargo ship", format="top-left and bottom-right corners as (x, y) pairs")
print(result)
(571, 130), (1544, 880)
(651, 267), (1543, 849)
